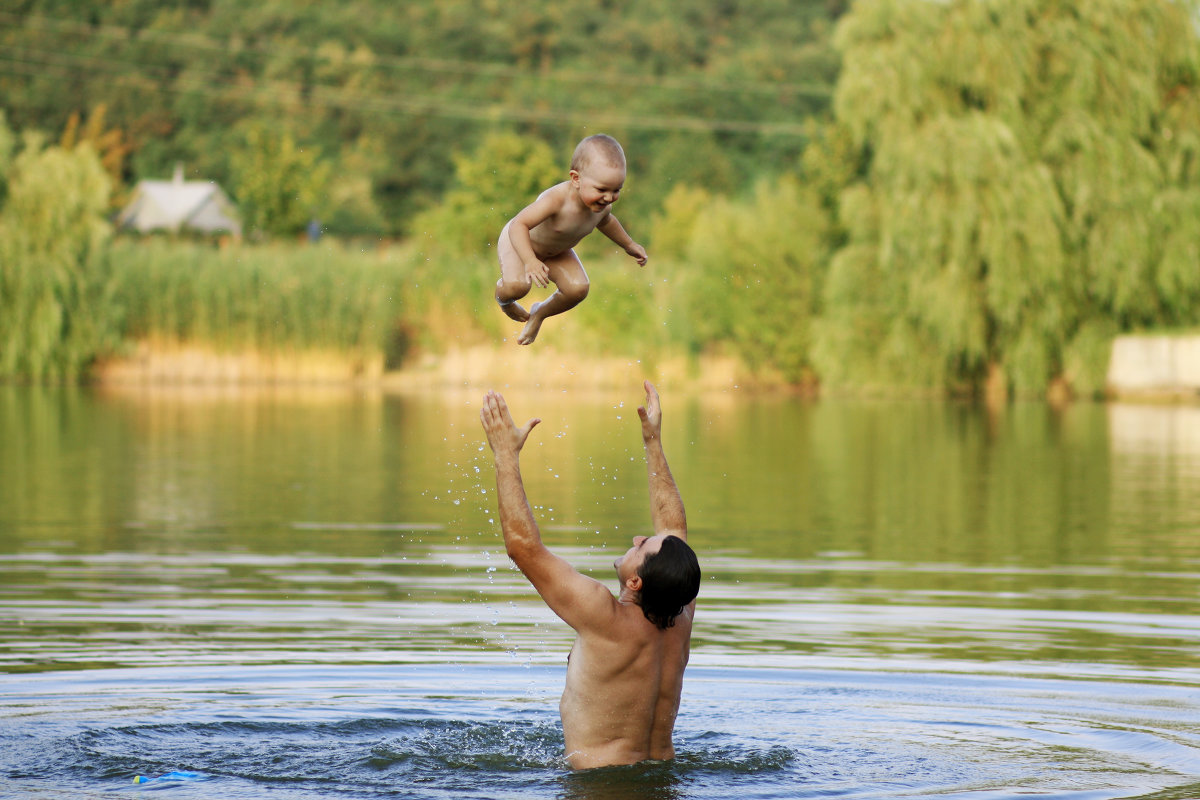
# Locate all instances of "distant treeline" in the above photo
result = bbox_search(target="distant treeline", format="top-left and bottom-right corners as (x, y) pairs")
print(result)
(0, 0), (842, 236)
(1, 0), (1199, 399)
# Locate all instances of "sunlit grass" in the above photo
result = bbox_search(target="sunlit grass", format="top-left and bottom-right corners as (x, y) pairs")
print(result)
(111, 237), (411, 362)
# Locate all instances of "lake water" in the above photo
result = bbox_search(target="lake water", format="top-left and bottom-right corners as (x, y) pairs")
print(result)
(1, 384), (1198, 799)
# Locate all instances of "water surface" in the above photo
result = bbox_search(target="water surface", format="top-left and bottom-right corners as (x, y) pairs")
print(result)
(1, 385), (1198, 798)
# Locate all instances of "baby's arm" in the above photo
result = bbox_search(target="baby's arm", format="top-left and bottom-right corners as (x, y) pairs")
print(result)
(597, 214), (648, 266)
(509, 186), (567, 288)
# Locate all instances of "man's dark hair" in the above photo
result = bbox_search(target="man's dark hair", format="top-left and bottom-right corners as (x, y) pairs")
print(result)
(637, 536), (700, 630)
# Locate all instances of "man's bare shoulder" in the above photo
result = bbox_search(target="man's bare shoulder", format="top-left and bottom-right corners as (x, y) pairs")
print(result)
(515, 545), (621, 632)
(566, 577), (625, 630)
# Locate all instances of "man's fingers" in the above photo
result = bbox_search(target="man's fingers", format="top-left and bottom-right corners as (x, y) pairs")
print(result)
(490, 391), (509, 414)
(481, 391), (539, 447)
(638, 381), (662, 433)
(480, 391), (512, 430)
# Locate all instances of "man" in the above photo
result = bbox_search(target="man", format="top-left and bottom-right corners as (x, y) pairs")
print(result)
(479, 381), (700, 769)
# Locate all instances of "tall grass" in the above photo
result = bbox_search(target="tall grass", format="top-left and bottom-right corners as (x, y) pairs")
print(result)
(111, 238), (418, 365)
(104, 236), (707, 379)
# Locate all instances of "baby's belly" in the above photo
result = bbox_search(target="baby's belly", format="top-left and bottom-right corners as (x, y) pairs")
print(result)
(530, 242), (570, 260)
(529, 230), (582, 259)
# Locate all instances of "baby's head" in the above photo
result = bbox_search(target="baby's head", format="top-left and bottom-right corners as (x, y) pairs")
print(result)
(571, 134), (626, 176)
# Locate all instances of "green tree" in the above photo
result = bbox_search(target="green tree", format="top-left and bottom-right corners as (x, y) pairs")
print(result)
(0, 135), (118, 379)
(410, 131), (560, 256)
(323, 135), (389, 236)
(685, 176), (828, 383)
(229, 126), (331, 237)
(0, 1), (843, 237)
(816, 0), (1200, 397)
(0, 111), (15, 208)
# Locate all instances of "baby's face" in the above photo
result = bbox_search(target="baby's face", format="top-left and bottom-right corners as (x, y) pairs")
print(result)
(573, 162), (626, 212)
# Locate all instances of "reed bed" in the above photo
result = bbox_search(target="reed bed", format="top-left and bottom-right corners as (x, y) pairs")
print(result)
(110, 238), (413, 365)
(106, 237), (694, 374)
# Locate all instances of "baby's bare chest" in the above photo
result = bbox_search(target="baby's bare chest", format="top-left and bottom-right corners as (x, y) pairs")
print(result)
(531, 210), (600, 251)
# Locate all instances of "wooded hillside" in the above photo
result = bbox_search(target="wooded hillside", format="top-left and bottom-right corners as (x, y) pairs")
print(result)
(2, 0), (1199, 400)
(0, 1), (843, 235)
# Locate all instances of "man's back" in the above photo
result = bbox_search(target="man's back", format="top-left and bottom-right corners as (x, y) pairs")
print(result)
(559, 601), (693, 769)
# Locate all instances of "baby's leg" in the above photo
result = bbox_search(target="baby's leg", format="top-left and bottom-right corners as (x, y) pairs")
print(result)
(495, 223), (531, 322)
(519, 251), (589, 345)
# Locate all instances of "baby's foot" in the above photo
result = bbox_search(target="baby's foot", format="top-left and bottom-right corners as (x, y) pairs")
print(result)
(498, 300), (529, 323)
(517, 302), (545, 345)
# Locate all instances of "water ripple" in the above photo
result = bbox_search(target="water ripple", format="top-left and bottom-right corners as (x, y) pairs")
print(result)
(1, 664), (1198, 799)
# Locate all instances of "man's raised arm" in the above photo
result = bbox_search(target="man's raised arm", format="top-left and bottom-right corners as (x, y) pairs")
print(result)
(479, 390), (543, 561)
(480, 391), (613, 631)
(637, 381), (686, 542)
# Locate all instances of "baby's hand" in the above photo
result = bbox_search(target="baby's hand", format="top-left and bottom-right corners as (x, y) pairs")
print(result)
(525, 259), (550, 288)
(627, 242), (648, 267)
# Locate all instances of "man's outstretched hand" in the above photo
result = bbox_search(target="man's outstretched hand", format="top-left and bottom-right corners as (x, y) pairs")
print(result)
(480, 390), (541, 461)
(637, 380), (662, 443)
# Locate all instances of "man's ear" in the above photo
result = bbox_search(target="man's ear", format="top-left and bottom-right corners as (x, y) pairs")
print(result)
(625, 574), (643, 593)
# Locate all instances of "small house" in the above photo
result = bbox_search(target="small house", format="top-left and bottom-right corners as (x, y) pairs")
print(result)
(117, 164), (241, 235)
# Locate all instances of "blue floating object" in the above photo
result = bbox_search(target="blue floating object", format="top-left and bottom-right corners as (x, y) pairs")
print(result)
(133, 770), (207, 784)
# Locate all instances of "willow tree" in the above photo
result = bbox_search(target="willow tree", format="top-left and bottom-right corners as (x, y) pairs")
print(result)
(0, 133), (117, 380)
(814, 0), (1200, 397)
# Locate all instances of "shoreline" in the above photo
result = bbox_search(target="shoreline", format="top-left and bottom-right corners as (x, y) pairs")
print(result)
(89, 338), (1200, 403)
(91, 341), (799, 395)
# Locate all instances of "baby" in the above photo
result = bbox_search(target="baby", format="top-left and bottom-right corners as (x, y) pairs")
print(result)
(495, 134), (648, 345)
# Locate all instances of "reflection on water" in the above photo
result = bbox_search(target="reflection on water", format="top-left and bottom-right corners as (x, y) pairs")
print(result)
(4, 545), (1200, 677)
(1, 386), (1199, 798)
(2, 386), (1198, 674)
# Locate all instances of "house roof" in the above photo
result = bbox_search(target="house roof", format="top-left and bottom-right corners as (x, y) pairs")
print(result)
(118, 165), (241, 235)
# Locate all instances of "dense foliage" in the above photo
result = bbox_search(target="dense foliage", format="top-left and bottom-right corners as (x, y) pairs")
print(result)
(1, 0), (1198, 397)
(0, 0), (840, 236)
(0, 119), (120, 380)
(812, 0), (1200, 396)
